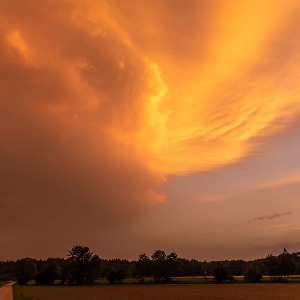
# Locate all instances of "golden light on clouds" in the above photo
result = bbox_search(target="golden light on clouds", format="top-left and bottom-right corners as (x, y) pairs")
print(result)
(6, 30), (32, 62)
(143, 0), (300, 174)
(63, 0), (300, 175)
(4, 0), (299, 177)
(2, 0), (300, 258)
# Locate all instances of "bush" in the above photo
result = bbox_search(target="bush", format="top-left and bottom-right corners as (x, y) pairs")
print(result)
(213, 264), (228, 283)
(244, 267), (262, 283)
(107, 270), (116, 284)
(107, 269), (126, 284)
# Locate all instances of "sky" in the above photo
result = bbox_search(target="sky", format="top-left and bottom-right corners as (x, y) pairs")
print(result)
(1, 0), (300, 261)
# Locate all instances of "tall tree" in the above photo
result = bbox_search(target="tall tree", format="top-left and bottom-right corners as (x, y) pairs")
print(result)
(150, 250), (179, 283)
(151, 250), (167, 283)
(67, 245), (101, 285)
(278, 249), (296, 278)
(135, 254), (151, 283)
(166, 252), (179, 279)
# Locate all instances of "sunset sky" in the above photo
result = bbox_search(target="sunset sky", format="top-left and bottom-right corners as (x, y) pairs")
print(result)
(1, 0), (300, 261)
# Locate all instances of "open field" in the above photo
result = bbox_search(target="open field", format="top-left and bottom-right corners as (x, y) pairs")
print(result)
(14, 283), (300, 300)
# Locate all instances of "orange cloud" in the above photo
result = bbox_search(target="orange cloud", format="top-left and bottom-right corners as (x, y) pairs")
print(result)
(0, 0), (166, 248)
(70, 0), (300, 175)
(149, 0), (300, 174)
(2, 0), (300, 258)
(6, 30), (33, 62)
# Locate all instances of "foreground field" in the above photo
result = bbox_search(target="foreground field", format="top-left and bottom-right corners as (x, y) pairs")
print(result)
(14, 283), (300, 300)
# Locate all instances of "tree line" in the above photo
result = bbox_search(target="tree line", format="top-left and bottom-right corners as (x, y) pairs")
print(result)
(1, 246), (300, 285)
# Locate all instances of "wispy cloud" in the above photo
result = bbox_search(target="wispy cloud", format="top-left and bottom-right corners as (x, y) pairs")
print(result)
(248, 211), (295, 222)
(258, 174), (300, 190)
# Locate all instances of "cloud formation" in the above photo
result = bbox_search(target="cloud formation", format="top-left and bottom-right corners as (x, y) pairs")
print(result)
(248, 211), (295, 223)
(18, 0), (300, 176)
(154, 0), (300, 174)
(0, 0), (166, 253)
(2, 0), (300, 258)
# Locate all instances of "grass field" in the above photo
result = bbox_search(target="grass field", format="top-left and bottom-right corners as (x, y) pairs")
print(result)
(14, 283), (300, 300)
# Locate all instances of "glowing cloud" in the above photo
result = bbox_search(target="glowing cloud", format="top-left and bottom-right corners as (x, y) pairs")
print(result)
(72, 0), (300, 174)
(0, 0), (167, 247)
(2, 0), (300, 258)
(146, 0), (300, 174)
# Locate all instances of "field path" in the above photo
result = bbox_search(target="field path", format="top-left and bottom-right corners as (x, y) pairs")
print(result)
(0, 282), (14, 300)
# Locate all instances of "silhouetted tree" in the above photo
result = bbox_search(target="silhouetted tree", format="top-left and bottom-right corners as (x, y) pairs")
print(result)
(244, 265), (262, 283)
(292, 252), (300, 274)
(135, 254), (151, 283)
(61, 259), (72, 284)
(201, 260), (210, 280)
(225, 260), (246, 275)
(189, 259), (202, 278)
(150, 250), (179, 283)
(0, 261), (16, 281)
(67, 245), (101, 285)
(16, 258), (37, 284)
(35, 261), (57, 285)
(107, 268), (126, 284)
(278, 249), (296, 277)
(7, 244), (300, 287)
(166, 252), (179, 279)
(151, 250), (168, 283)
(116, 269), (126, 283)
(264, 255), (281, 278)
(213, 264), (228, 283)
(107, 268), (117, 284)
(86, 255), (101, 284)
